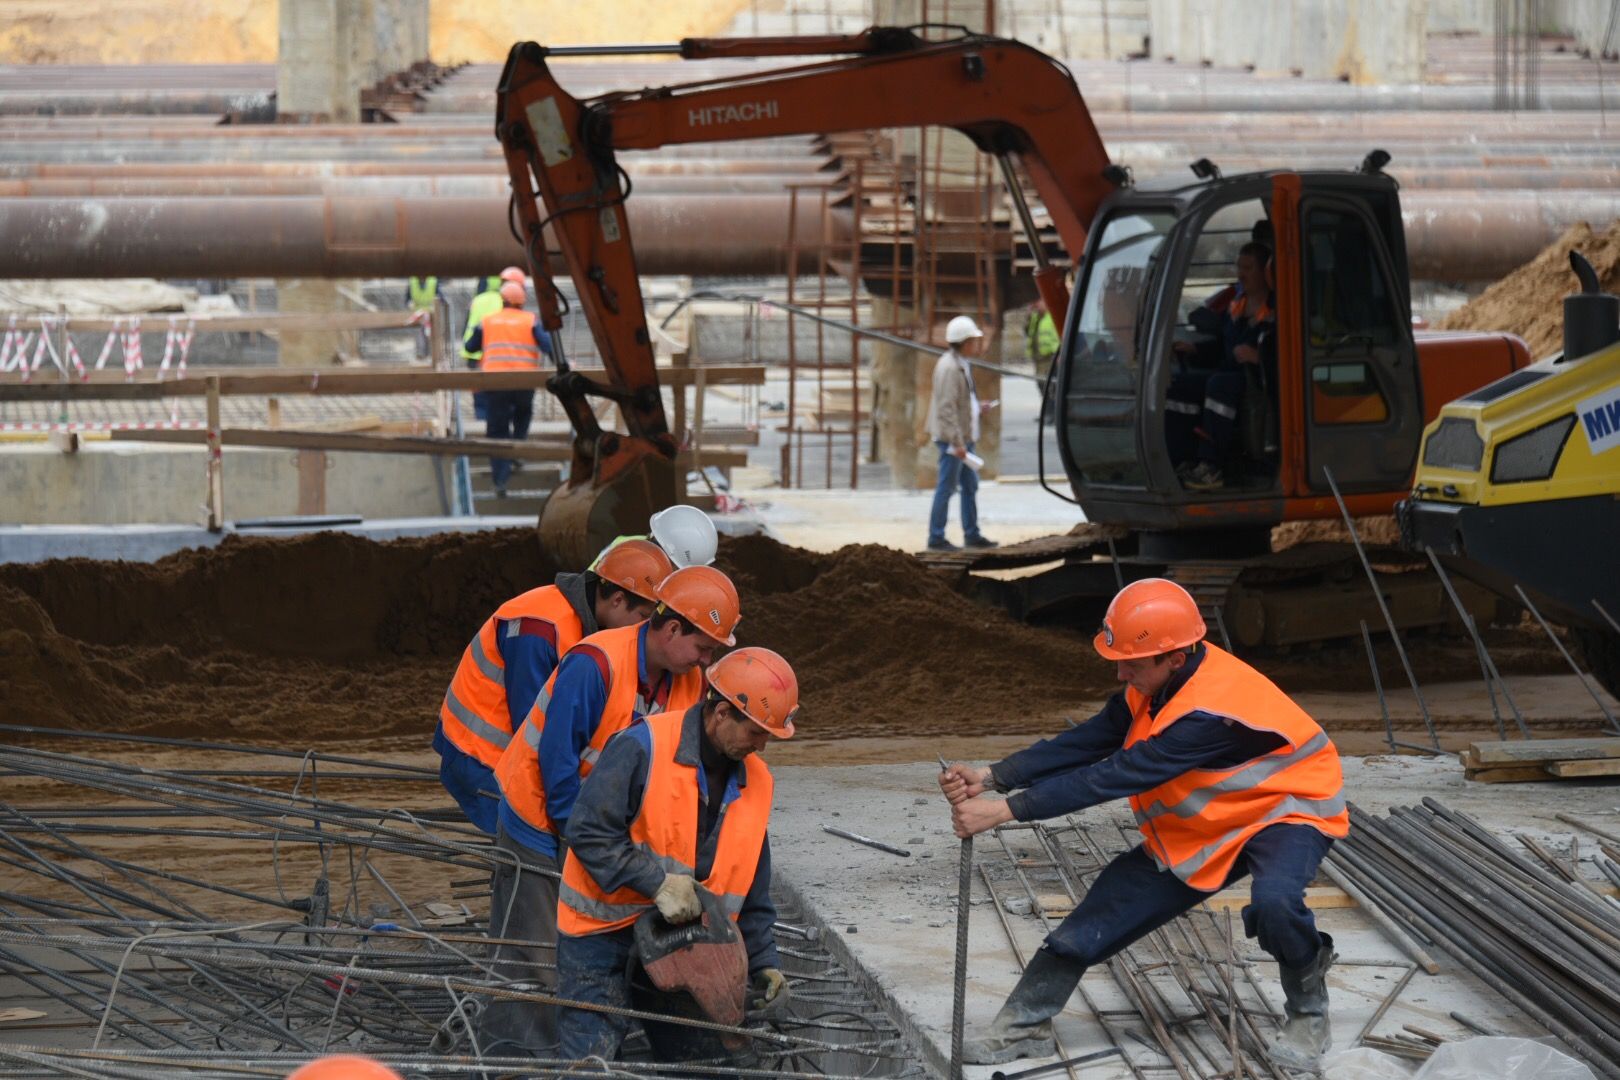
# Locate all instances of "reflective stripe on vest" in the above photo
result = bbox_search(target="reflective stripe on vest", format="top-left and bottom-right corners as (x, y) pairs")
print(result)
(408, 276), (438, 312)
(460, 289), (504, 361)
(494, 624), (704, 840)
(558, 708), (771, 936)
(479, 308), (542, 372)
(1124, 644), (1348, 891)
(437, 584), (584, 769)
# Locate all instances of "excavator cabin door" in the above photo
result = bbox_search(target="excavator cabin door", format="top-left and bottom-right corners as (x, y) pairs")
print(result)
(1285, 185), (1424, 495)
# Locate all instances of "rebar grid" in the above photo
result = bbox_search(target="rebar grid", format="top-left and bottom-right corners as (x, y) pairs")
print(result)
(0, 734), (924, 1080)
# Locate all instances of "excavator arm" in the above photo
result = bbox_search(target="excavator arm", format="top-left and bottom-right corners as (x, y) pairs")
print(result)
(495, 29), (1113, 567)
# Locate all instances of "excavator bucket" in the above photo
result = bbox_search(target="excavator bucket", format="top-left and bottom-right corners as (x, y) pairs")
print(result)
(536, 434), (677, 572)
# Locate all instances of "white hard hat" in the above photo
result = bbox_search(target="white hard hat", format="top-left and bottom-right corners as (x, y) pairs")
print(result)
(649, 505), (718, 568)
(945, 315), (984, 344)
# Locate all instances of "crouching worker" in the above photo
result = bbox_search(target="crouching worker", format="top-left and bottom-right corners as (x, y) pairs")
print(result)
(941, 579), (1348, 1070)
(555, 648), (800, 1064)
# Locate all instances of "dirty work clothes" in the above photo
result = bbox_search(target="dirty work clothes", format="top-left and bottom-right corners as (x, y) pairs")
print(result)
(477, 827), (561, 1055)
(1042, 823), (1332, 971)
(556, 927), (750, 1066)
(565, 706), (779, 972)
(928, 440), (984, 547)
(989, 646), (1289, 823)
(1165, 369), (1246, 466)
(484, 389), (534, 491)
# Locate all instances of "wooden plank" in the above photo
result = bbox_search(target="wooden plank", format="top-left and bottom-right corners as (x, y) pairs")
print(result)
(1469, 738), (1620, 765)
(1546, 758), (1620, 778)
(111, 427), (749, 468)
(1035, 886), (1355, 917)
(1464, 765), (1553, 784)
(0, 364), (766, 402)
(204, 375), (223, 533)
(296, 450), (327, 515)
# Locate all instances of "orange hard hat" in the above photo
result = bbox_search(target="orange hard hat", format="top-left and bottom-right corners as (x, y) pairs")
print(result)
(286, 1056), (403, 1080)
(654, 565), (740, 646)
(499, 280), (526, 306)
(708, 647), (798, 738)
(499, 266), (527, 284)
(593, 538), (673, 603)
(1093, 578), (1206, 660)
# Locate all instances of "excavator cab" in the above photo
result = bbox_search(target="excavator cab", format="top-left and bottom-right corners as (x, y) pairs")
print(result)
(1053, 169), (1425, 553)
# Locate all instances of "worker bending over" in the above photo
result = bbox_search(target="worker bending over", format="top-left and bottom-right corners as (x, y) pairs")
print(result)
(556, 648), (799, 1062)
(434, 539), (671, 834)
(463, 277), (555, 498)
(942, 579), (1346, 1070)
(482, 566), (743, 1054)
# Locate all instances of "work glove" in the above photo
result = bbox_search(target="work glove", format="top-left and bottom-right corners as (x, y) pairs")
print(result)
(653, 873), (702, 924)
(746, 967), (790, 1021)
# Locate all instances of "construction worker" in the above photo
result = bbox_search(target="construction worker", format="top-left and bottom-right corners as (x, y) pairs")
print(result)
(463, 278), (555, 497)
(555, 647), (798, 1063)
(941, 578), (1347, 1070)
(434, 539), (672, 834)
(1167, 242), (1276, 491)
(588, 504), (721, 572)
(406, 275), (440, 358)
(461, 268), (526, 422)
(926, 315), (998, 553)
(1025, 297), (1059, 420)
(484, 565), (742, 1055)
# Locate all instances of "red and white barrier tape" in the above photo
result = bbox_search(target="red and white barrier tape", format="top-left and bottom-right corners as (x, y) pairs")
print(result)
(0, 420), (208, 433)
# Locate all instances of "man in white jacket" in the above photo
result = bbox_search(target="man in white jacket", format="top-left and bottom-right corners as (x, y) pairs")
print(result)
(926, 316), (998, 552)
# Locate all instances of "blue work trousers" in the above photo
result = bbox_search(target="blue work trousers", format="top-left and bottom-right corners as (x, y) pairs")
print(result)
(557, 928), (742, 1065)
(432, 727), (499, 834)
(1045, 823), (1332, 971)
(484, 389), (535, 489)
(928, 440), (981, 545)
(1165, 370), (1244, 465)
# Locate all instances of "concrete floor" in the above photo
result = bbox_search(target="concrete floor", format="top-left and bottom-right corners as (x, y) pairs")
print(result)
(767, 755), (1620, 1078)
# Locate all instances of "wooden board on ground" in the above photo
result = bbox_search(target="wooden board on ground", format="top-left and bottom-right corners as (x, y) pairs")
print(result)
(1035, 885), (1354, 917)
(1463, 764), (1554, 784)
(1469, 738), (1620, 765)
(1546, 759), (1620, 778)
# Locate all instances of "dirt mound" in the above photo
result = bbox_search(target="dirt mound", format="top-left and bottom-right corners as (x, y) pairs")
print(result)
(726, 542), (1109, 738)
(0, 586), (127, 730)
(1272, 516), (1401, 550)
(0, 529), (547, 660)
(1437, 220), (1620, 358)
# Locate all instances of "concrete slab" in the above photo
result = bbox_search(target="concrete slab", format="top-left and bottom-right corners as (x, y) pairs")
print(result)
(767, 756), (1620, 1078)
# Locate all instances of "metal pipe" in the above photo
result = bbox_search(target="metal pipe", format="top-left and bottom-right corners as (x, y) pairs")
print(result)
(0, 174), (830, 198)
(0, 195), (850, 278)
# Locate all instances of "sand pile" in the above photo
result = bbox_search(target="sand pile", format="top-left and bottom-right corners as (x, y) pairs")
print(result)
(1437, 220), (1620, 358)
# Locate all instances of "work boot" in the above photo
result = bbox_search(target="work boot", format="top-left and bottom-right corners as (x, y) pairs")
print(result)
(927, 538), (960, 552)
(965, 534), (999, 549)
(962, 947), (1085, 1065)
(1267, 935), (1336, 1070)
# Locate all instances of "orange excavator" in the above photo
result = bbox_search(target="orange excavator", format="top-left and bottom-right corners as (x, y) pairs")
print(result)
(497, 28), (1530, 639)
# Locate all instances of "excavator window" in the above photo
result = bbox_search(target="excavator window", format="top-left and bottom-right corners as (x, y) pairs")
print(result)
(1303, 205), (1402, 426)
(1062, 209), (1177, 488)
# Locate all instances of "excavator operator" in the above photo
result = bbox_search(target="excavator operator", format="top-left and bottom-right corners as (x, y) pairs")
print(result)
(1166, 242), (1277, 490)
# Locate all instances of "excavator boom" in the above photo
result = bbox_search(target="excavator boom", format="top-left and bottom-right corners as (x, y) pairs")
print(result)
(495, 31), (1113, 568)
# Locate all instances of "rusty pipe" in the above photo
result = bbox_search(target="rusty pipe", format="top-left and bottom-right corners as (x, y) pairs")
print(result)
(0, 194), (851, 278)
(0, 174), (828, 197)
(0, 159), (830, 179)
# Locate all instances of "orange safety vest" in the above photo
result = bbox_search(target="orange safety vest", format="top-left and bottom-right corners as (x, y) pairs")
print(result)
(1229, 292), (1274, 324)
(558, 707), (773, 935)
(495, 624), (705, 840)
(479, 307), (544, 372)
(439, 584), (586, 769)
(1124, 644), (1348, 892)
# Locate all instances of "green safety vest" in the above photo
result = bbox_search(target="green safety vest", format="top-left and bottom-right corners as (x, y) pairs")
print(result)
(587, 534), (648, 571)
(409, 276), (439, 312)
(460, 288), (505, 363)
(1025, 310), (1059, 361)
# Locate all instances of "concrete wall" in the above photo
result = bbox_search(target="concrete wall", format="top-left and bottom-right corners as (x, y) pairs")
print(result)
(1147, 0), (1427, 83)
(278, 0), (431, 122)
(1428, 0), (1495, 34)
(0, 443), (454, 526)
(1550, 0), (1620, 54)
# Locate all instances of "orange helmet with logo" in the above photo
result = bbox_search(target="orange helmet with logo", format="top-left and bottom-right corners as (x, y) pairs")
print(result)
(499, 280), (526, 306)
(708, 647), (798, 738)
(655, 565), (740, 646)
(593, 538), (673, 603)
(287, 1056), (403, 1080)
(1093, 578), (1206, 660)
